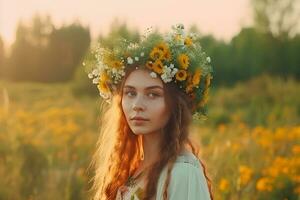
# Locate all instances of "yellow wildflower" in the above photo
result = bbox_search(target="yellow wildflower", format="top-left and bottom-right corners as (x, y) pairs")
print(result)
(218, 124), (227, 134)
(256, 177), (273, 192)
(97, 81), (110, 93)
(198, 88), (209, 107)
(150, 47), (164, 60)
(175, 70), (187, 81)
(145, 60), (153, 70)
(192, 69), (202, 86)
(150, 42), (171, 61)
(110, 60), (123, 69)
(100, 72), (109, 82)
(156, 42), (169, 53)
(186, 72), (192, 82)
(184, 36), (193, 46)
(174, 34), (181, 41)
(266, 166), (280, 177)
(219, 178), (229, 191)
(292, 145), (300, 154)
(178, 54), (189, 69)
(152, 60), (163, 74)
(238, 165), (253, 186)
(231, 143), (241, 152)
(163, 50), (172, 61)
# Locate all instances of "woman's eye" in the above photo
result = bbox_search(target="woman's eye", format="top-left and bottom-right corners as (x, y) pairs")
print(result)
(148, 92), (160, 98)
(124, 91), (136, 97)
(124, 91), (161, 98)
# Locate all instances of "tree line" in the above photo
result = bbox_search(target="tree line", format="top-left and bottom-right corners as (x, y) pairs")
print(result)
(0, 15), (90, 82)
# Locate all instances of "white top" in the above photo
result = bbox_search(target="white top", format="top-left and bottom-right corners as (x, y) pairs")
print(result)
(116, 150), (211, 200)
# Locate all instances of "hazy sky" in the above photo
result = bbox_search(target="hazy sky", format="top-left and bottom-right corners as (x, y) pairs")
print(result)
(0, 0), (253, 47)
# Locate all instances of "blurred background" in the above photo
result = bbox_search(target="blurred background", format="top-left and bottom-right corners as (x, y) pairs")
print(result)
(0, 0), (300, 199)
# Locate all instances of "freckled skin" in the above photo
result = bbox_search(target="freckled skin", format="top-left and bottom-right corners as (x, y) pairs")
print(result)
(121, 69), (170, 135)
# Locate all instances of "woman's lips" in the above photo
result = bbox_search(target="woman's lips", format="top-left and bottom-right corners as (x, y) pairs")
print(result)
(131, 118), (149, 125)
(130, 116), (149, 121)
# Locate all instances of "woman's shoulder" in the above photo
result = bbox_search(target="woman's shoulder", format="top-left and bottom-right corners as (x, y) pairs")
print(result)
(156, 150), (211, 200)
(174, 149), (201, 169)
(170, 150), (206, 187)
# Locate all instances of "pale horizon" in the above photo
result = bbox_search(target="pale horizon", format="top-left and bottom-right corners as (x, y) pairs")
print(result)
(0, 0), (253, 49)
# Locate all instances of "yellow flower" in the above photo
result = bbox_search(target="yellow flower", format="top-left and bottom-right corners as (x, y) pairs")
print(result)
(156, 42), (169, 53)
(198, 88), (209, 107)
(152, 60), (163, 74)
(100, 72), (109, 82)
(97, 81), (110, 93)
(256, 177), (273, 191)
(231, 143), (241, 152)
(150, 43), (171, 61)
(163, 50), (172, 61)
(238, 165), (253, 186)
(175, 70), (187, 81)
(196, 74), (212, 107)
(192, 69), (202, 86)
(150, 47), (164, 60)
(174, 34), (181, 41)
(266, 166), (280, 177)
(257, 137), (272, 149)
(219, 178), (229, 191)
(184, 37), (193, 46)
(177, 54), (189, 69)
(145, 60), (153, 70)
(218, 124), (227, 134)
(292, 145), (300, 154)
(110, 60), (123, 69)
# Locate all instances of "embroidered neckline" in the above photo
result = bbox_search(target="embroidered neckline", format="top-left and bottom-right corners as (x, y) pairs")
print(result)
(126, 170), (145, 188)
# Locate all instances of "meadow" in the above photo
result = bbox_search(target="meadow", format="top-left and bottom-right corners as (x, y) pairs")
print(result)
(0, 74), (299, 200)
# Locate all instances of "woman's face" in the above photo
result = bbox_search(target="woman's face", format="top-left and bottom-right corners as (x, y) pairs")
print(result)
(121, 68), (171, 135)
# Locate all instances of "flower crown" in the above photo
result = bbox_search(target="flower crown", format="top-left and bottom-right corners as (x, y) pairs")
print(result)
(84, 24), (213, 120)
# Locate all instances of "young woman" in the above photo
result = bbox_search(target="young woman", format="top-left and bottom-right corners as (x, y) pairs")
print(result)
(86, 24), (214, 200)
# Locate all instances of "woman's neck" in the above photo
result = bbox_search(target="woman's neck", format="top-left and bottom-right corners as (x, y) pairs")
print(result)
(141, 131), (162, 168)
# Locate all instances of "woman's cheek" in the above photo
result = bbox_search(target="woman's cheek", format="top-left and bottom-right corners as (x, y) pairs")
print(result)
(122, 98), (131, 120)
(150, 100), (168, 126)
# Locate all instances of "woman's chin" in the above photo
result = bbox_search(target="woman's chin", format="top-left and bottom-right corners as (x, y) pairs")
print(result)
(130, 127), (150, 135)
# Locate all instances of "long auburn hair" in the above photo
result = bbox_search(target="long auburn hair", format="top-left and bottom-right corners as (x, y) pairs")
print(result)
(88, 66), (214, 200)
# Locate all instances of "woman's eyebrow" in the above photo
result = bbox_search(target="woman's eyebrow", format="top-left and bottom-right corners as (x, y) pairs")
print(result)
(124, 85), (163, 90)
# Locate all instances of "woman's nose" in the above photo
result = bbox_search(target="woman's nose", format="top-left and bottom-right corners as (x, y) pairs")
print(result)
(132, 95), (145, 111)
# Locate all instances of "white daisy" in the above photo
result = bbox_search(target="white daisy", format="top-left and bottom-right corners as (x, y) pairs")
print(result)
(171, 68), (178, 77)
(88, 73), (93, 79)
(161, 73), (172, 83)
(112, 68), (117, 74)
(92, 77), (99, 84)
(92, 68), (99, 76)
(206, 57), (211, 63)
(150, 72), (157, 78)
(135, 57), (139, 61)
(127, 57), (134, 64)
